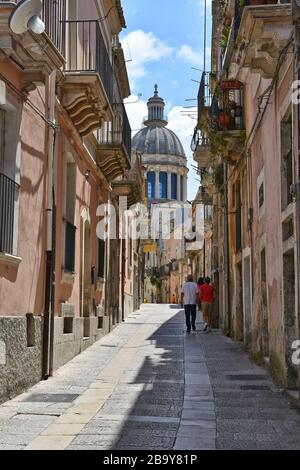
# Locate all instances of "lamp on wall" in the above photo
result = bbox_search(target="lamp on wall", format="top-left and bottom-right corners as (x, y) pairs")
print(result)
(85, 169), (91, 180)
(9, 0), (45, 35)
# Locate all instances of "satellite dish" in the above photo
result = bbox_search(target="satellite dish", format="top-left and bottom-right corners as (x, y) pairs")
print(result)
(9, 0), (45, 35)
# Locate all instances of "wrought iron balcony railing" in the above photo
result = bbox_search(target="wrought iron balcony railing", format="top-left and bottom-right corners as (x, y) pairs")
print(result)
(63, 19), (113, 104)
(210, 80), (245, 132)
(97, 104), (132, 161)
(0, 173), (19, 255)
(64, 221), (76, 273)
(197, 72), (211, 128)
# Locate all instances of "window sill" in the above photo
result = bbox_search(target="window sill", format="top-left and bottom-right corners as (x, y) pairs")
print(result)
(0, 252), (22, 267)
(61, 270), (75, 285)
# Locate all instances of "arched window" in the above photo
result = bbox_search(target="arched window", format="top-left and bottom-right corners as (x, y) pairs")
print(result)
(147, 172), (155, 199)
(171, 174), (177, 200)
(159, 172), (168, 199)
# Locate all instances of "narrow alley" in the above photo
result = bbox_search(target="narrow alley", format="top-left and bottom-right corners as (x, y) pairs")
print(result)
(0, 305), (300, 451)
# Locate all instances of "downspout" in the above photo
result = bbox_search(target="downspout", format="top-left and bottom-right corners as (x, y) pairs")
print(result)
(43, 70), (57, 379)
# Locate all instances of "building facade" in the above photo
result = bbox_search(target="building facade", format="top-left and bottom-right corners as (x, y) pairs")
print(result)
(0, 0), (143, 404)
(193, 0), (300, 395)
(133, 86), (189, 304)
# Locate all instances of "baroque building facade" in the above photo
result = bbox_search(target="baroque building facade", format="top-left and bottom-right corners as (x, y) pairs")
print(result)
(192, 0), (300, 397)
(0, 0), (144, 404)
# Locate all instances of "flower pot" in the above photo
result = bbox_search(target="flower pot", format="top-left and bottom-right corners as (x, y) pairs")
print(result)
(218, 112), (231, 129)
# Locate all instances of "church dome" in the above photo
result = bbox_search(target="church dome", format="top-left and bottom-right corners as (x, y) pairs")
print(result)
(132, 84), (186, 158)
(133, 126), (186, 157)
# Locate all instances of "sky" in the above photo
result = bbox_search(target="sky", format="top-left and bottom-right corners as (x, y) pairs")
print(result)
(121, 0), (212, 201)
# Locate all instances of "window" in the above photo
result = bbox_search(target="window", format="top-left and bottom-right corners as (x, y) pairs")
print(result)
(171, 174), (177, 200)
(98, 238), (105, 278)
(0, 100), (21, 256)
(147, 172), (155, 199)
(159, 172), (167, 199)
(259, 182), (264, 209)
(64, 155), (76, 272)
(281, 113), (293, 211)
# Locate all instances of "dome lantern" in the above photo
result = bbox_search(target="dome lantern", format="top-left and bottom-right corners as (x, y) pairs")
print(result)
(144, 84), (168, 127)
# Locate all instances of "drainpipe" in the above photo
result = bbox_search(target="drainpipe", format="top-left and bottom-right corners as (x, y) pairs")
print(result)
(224, 163), (232, 337)
(43, 70), (57, 379)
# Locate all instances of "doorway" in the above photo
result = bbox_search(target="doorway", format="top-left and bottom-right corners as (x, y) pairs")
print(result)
(261, 248), (269, 358)
(235, 262), (244, 341)
(243, 256), (252, 347)
(80, 212), (92, 338)
(283, 249), (298, 389)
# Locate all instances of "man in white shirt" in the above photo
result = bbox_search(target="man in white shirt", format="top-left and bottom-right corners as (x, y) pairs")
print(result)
(180, 275), (199, 333)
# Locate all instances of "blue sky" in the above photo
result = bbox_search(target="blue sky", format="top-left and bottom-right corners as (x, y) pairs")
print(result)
(121, 0), (212, 200)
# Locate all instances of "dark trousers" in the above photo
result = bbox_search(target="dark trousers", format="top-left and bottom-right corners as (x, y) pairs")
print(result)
(184, 305), (197, 332)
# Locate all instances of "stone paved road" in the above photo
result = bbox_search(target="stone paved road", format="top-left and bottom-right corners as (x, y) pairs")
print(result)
(0, 305), (300, 450)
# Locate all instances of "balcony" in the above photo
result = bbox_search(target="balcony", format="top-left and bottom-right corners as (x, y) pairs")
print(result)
(112, 152), (145, 207)
(96, 103), (131, 182)
(0, 0), (66, 88)
(0, 173), (19, 256)
(195, 186), (213, 206)
(197, 72), (211, 129)
(209, 80), (246, 163)
(59, 19), (114, 137)
(191, 130), (211, 168)
(232, 1), (292, 80)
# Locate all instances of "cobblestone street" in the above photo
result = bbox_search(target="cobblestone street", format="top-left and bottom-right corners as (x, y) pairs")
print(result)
(0, 305), (300, 451)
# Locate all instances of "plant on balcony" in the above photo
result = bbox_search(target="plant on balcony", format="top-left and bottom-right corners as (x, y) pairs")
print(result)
(220, 24), (231, 52)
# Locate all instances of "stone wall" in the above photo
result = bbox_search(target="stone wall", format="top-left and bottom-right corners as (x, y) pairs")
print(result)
(124, 294), (134, 320)
(53, 315), (110, 371)
(0, 316), (43, 405)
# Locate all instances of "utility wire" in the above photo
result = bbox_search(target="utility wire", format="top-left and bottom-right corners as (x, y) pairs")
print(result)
(0, 72), (57, 129)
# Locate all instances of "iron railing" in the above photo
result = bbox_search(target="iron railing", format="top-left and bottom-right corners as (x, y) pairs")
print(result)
(0, 173), (19, 254)
(197, 72), (211, 128)
(63, 19), (113, 104)
(0, 0), (67, 55)
(64, 221), (76, 272)
(97, 103), (131, 160)
(211, 81), (245, 132)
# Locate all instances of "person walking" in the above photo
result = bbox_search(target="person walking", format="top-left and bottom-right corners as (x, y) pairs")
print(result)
(197, 277), (204, 313)
(181, 275), (199, 334)
(200, 277), (216, 333)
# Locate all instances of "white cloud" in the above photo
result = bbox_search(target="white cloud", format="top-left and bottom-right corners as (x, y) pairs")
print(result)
(167, 106), (199, 200)
(124, 95), (148, 133)
(121, 30), (173, 90)
(177, 45), (202, 66)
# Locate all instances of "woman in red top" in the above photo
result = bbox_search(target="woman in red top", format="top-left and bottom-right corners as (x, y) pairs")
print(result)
(200, 277), (216, 333)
